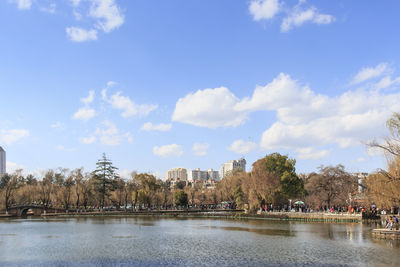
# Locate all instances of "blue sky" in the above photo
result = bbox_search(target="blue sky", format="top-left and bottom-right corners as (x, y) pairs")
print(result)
(1, 0), (400, 178)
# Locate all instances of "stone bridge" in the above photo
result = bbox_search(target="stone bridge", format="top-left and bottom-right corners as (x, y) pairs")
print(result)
(7, 205), (66, 217)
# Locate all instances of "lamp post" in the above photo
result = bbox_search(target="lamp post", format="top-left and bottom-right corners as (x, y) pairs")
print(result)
(289, 199), (292, 212)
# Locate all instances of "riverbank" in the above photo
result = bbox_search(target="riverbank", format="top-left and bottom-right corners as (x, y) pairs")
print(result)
(36, 210), (362, 222)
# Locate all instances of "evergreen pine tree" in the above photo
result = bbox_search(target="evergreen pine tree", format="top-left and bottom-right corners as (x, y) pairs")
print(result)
(92, 153), (119, 209)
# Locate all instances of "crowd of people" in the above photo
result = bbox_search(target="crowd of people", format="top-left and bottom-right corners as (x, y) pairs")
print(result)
(385, 216), (399, 230)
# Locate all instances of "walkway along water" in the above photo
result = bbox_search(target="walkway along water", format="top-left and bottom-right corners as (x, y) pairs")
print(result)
(34, 210), (364, 223)
(372, 229), (400, 240)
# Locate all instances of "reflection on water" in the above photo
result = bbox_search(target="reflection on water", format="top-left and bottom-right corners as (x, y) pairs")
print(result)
(0, 217), (399, 266)
(202, 225), (293, 236)
(40, 235), (60, 239)
(112, 235), (136, 239)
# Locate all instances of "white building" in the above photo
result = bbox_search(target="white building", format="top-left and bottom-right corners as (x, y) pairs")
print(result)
(220, 158), (246, 179)
(354, 172), (368, 194)
(188, 168), (220, 182)
(0, 146), (5, 176)
(166, 168), (187, 182)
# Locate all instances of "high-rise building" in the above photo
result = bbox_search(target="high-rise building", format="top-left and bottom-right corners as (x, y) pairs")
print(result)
(166, 168), (187, 181)
(0, 146), (6, 176)
(220, 158), (246, 179)
(188, 168), (220, 182)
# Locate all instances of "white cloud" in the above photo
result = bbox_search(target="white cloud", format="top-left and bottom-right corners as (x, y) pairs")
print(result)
(81, 90), (95, 105)
(249, 0), (280, 21)
(95, 120), (119, 145)
(257, 72), (400, 155)
(228, 140), (258, 154)
(0, 129), (29, 145)
(79, 136), (96, 144)
(235, 72), (308, 113)
(172, 87), (247, 128)
(192, 143), (209, 156)
(374, 76), (400, 90)
(153, 144), (184, 157)
(72, 107), (96, 121)
(73, 10), (83, 20)
(73, 91), (96, 121)
(9, 0), (124, 41)
(10, 0), (32, 9)
(70, 0), (81, 7)
(101, 81), (117, 100)
(39, 2), (56, 14)
(351, 62), (391, 85)
(281, 4), (335, 32)
(66, 27), (98, 42)
(356, 157), (366, 162)
(124, 132), (133, 144)
(89, 0), (125, 33)
(249, 0), (335, 32)
(296, 147), (329, 160)
(105, 91), (157, 118)
(366, 146), (382, 157)
(119, 169), (134, 180)
(67, 0), (124, 41)
(141, 122), (172, 132)
(172, 64), (400, 160)
(6, 161), (25, 173)
(50, 122), (65, 131)
(85, 120), (133, 146)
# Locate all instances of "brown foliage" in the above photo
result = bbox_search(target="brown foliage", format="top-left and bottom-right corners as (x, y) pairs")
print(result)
(305, 165), (357, 208)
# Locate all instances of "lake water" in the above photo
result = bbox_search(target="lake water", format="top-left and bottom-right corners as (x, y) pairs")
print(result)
(0, 216), (399, 266)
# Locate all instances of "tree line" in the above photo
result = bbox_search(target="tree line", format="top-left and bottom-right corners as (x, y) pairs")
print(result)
(1, 113), (400, 214)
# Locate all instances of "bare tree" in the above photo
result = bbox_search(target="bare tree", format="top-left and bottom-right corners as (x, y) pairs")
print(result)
(305, 165), (357, 209)
(0, 170), (23, 214)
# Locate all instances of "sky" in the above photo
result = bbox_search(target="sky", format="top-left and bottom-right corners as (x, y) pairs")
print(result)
(1, 0), (400, 179)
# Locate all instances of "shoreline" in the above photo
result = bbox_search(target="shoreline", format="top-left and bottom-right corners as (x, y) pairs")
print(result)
(2, 210), (363, 223)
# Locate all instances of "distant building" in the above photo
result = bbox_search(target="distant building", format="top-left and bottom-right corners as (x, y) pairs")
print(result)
(166, 168), (187, 184)
(0, 146), (5, 176)
(188, 168), (220, 182)
(220, 158), (246, 179)
(354, 172), (368, 194)
(207, 168), (220, 180)
(166, 167), (187, 181)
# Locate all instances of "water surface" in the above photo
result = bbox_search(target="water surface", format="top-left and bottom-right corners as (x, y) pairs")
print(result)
(0, 217), (398, 266)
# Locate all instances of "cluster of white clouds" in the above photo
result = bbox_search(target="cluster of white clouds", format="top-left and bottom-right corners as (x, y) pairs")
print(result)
(0, 129), (30, 145)
(73, 90), (96, 121)
(228, 140), (258, 155)
(72, 82), (158, 146)
(249, 0), (335, 32)
(9, 0), (124, 42)
(152, 142), (210, 158)
(141, 122), (172, 132)
(172, 62), (400, 160)
(172, 87), (247, 128)
(9, 0), (335, 43)
(73, 82), (157, 122)
(66, 0), (124, 42)
(9, 0), (32, 10)
(80, 120), (133, 146)
(153, 144), (183, 158)
(102, 89), (157, 118)
(192, 143), (209, 156)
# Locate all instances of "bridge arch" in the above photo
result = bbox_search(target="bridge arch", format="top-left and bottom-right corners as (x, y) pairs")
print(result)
(7, 205), (65, 217)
